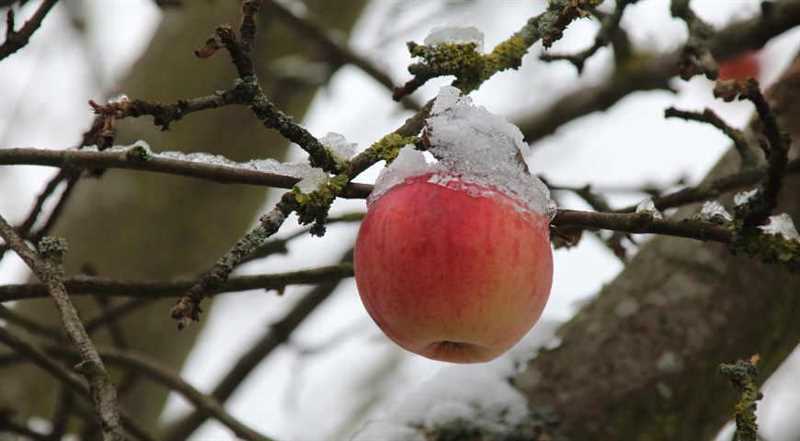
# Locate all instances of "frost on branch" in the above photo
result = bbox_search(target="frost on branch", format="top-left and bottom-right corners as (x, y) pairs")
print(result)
(369, 86), (554, 218)
(758, 213), (800, 242)
(156, 149), (326, 181)
(424, 26), (485, 52)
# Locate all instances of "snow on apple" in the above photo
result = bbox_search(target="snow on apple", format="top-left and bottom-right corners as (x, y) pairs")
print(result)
(354, 86), (555, 363)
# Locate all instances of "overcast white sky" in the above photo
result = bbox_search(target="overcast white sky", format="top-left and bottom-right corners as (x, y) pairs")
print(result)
(1, 1), (799, 440)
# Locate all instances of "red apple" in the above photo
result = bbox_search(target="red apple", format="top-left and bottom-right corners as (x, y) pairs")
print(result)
(719, 51), (760, 81)
(354, 173), (553, 363)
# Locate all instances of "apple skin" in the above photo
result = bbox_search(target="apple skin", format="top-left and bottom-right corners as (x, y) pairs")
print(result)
(719, 51), (760, 81)
(354, 173), (553, 363)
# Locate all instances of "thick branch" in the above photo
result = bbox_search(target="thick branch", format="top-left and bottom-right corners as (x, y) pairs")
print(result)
(0, 147), (373, 198)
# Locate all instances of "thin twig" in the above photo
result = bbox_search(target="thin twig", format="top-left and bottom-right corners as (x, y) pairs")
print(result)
(0, 326), (156, 441)
(518, 0), (800, 142)
(164, 249), (353, 441)
(714, 79), (791, 226)
(266, 0), (421, 111)
(671, 0), (718, 79)
(89, 89), (246, 131)
(541, 0), (639, 73)
(243, 212), (364, 263)
(554, 209), (732, 242)
(0, 263), (354, 302)
(86, 347), (276, 441)
(0, 0), (59, 61)
(0, 215), (124, 441)
(617, 158), (800, 212)
(394, 0), (602, 99)
(664, 106), (757, 168)
(170, 196), (296, 327)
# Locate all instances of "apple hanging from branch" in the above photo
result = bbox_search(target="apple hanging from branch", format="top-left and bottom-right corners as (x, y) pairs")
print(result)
(354, 87), (555, 363)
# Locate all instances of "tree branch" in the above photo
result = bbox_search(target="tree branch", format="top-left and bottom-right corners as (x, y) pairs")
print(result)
(0, 263), (354, 302)
(87, 347), (276, 441)
(0, 0), (58, 61)
(0, 215), (124, 441)
(265, 0), (422, 111)
(164, 249), (353, 441)
(0, 326), (156, 441)
(518, 0), (800, 142)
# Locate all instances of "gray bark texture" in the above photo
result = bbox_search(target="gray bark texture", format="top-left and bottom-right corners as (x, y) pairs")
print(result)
(2, 0), (368, 434)
(514, 59), (800, 440)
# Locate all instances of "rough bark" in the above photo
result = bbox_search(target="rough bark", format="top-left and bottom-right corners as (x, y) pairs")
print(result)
(514, 59), (800, 440)
(2, 0), (368, 433)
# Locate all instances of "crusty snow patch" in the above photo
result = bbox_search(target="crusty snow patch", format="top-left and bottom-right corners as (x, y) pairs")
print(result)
(759, 213), (800, 241)
(699, 200), (732, 223)
(424, 26), (484, 52)
(351, 320), (561, 441)
(734, 188), (759, 206)
(368, 86), (554, 218)
(635, 199), (663, 220)
(320, 132), (357, 162)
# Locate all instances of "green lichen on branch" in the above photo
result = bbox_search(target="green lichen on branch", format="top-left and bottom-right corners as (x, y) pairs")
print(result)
(719, 358), (762, 441)
(394, 0), (600, 99)
(293, 174), (350, 236)
(124, 143), (152, 162)
(368, 133), (420, 164)
(534, 0), (601, 48)
(292, 133), (418, 236)
(37, 236), (68, 264)
(407, 41), (485, 92)
(730, 225), (800, 271)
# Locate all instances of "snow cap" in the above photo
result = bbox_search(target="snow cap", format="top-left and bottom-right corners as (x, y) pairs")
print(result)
(369, 86), (554, 218)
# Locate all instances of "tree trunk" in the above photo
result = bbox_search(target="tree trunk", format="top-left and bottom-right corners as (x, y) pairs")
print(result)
(3, 0), (368, 433)
(514, 60), (800, 440)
